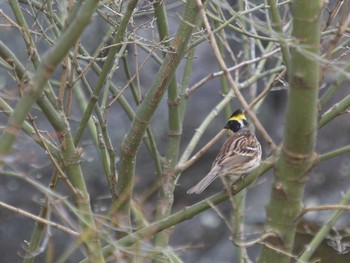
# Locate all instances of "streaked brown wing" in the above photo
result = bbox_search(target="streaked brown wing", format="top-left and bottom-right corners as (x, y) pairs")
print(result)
(212, 133), (258, 173)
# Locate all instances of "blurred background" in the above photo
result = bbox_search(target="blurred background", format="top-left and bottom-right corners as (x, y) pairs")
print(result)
(1, 0), (350, 262)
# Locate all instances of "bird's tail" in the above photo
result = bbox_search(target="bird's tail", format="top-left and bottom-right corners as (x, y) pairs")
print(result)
(187, 171), (218, 194)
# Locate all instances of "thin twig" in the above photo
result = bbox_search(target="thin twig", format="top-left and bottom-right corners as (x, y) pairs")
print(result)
(186, 48), (280, 97)
(175, 129), (226, 173)
(207, 200), (232, 231)
(232, 231), (278, 248)
(0, 201), (79, 237)
(300, 205), (350, 218)
(195, 0), (276, 151)
(323, 0), (344, 31)
(324, 2), (350, 63)
(320, 144), (350, 162)
(107, 47), (154, 108)
(249, 68), (286, 109)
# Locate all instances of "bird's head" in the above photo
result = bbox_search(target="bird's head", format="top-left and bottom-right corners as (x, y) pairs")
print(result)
(224, 109), (249, 133)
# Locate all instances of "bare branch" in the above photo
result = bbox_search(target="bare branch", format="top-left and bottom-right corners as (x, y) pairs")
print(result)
(0, 201), (79, 237)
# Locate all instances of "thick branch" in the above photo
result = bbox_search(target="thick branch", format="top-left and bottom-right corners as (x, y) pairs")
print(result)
(258, 1), (322, 262)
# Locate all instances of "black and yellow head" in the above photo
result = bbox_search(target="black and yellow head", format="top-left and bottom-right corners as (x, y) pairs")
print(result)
(224, 109), (249, 133)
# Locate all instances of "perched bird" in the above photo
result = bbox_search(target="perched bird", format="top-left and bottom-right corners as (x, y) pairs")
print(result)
(187, 109), (262, 194)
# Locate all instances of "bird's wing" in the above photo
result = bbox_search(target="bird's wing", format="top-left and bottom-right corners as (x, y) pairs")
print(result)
(213, 134), (259, 172)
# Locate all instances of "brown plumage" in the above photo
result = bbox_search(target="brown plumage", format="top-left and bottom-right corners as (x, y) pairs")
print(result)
(187, 109), (261, 194)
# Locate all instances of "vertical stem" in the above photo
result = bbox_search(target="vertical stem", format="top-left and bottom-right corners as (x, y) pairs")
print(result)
(74, 0), (139, 145)
(117, 0), (198, 227)
(152, 0), (181, 251)
(60, 130), (104, 262)
(267, 0), (291, 69)
(258, 1), (322, 262)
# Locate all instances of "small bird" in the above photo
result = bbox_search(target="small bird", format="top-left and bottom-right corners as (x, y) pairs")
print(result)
(187, 109), (262, 194)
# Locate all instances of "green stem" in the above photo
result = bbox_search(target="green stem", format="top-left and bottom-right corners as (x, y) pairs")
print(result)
(319, 94), (350, 128)
(152, 0), (183, 252)
(76, 44), (162, 170)
(35, 97), (104, 262)
(267, 0), (291, 69)
(117, 0), (198, 226)
(121, 55), (163, 176)
(74, 0), (139, 145)
(258, 1), (322, 262)
(60, 131), (104, 262)
(178, 16), (203, 124)
(72, 78), (99, 148)
(320, 145), (350, 162)
(94, 109), (118, 200)
(214, 4), (231, 118)
(122, 55), (142, 105)
(0, 98), (59, 157)
(0, 42), (59, 156)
